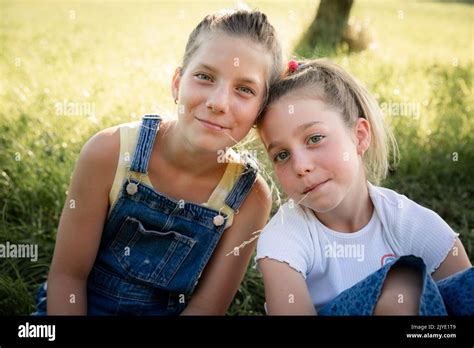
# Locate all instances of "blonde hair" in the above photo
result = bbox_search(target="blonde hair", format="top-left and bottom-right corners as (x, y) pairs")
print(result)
(257, 59), (398, 184)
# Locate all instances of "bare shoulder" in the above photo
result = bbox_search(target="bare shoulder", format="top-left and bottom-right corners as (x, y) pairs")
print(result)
(80, 126), (120, 163)
(80, 126), (121, 169)
(74, 125), (121, 190)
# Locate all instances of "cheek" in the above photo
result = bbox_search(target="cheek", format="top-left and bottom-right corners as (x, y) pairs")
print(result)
(275, 165), (295, 194)
(329, 140), (359, 177)
(230, 101), (261, 135)
(235, 98), (261, 122)
(236, 105), (258, 126)
(179, 78), (205, 104)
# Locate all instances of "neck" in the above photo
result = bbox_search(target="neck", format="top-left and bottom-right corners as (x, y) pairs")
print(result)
(314, 174), (374, 233)
(157, 120), (225, 177)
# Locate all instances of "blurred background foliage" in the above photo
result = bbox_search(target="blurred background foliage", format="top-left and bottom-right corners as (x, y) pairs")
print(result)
(0, 0), (472, 315)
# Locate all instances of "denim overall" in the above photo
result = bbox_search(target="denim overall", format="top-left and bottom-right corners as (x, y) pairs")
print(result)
(33, 115), (258, 315)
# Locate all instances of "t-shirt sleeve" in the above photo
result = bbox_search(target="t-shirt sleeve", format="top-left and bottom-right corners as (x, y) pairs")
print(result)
(255, 203), (314, 279)
(392, 194), (459, 274)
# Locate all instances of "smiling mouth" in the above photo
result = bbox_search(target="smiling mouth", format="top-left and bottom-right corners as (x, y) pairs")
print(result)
(195, 117), (229, 131)
(302, 179), (330, 195)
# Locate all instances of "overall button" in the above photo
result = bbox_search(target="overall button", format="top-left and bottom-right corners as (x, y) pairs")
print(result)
(213, 215), (225, 227)
(126, 182), (138, 195)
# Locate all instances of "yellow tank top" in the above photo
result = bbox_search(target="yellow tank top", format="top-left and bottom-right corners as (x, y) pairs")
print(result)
(108, 122), (245, 229)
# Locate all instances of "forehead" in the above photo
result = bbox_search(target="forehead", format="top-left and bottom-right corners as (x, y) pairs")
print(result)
(187, 32), (271, 83)
(260, 96), (341, 142)
(265, 95), (334, 124)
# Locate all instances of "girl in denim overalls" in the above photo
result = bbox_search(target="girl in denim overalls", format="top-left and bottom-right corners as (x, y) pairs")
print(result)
(33, 9), (283, 315)
(255, 59), (473, 315)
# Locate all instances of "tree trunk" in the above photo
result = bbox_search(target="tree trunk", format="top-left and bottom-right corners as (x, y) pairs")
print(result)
(302, 0), (354, 53)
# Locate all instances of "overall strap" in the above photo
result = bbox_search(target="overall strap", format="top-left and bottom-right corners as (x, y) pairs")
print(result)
(129, 115), (162, 174)
(224, 157), (258, 212)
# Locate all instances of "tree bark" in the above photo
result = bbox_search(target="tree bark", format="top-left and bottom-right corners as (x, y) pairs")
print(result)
(303, 0), (354, 52)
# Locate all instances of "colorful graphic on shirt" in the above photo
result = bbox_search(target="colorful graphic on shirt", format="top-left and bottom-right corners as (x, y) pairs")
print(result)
(380, 253), (397, 267)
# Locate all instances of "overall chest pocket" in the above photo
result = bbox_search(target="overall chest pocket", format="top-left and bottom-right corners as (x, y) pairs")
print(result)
(110, 216), (196, 292)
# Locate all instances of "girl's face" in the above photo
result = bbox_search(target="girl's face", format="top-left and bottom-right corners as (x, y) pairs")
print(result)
(260, 95), (369, 214)
(172, 33), (270, 152)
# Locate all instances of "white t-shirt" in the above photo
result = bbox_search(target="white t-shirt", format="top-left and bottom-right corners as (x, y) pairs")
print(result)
(255, 183), (458, 311)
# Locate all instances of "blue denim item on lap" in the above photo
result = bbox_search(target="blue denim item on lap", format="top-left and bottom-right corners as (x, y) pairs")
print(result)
(436, 267), (474, 315)
(318, 255), (474, 316)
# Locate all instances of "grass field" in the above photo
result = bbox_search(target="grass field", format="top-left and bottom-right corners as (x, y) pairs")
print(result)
(0, 0), (473, 315)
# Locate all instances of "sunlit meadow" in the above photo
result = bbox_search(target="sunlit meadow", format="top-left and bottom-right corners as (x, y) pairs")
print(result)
(0, 0), (472, 315)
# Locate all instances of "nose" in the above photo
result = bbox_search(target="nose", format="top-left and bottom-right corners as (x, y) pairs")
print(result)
(206, 83), (230, 114)
(292, 151), (315, 177)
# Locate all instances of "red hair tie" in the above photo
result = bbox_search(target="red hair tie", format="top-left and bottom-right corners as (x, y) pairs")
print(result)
(288, 60), (299, 73)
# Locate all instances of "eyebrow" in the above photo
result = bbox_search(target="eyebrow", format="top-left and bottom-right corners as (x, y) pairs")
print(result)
(195, 63), (259, 86)
(196, 63), (217, 74)
(267, 121), (323, 153)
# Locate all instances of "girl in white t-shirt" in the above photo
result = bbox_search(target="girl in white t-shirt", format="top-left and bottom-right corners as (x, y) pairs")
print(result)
(255, 59), (473, 315)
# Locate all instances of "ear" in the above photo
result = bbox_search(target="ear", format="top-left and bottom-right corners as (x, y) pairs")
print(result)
(171, 67), (182, 100)
(354, 118), (371, 156)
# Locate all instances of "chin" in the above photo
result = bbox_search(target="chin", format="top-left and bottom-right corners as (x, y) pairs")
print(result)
(303, 203), (335, 214)
(193, 139), (224, 153)
(198, 134), (235, 153)
(300, 196), (340, 214)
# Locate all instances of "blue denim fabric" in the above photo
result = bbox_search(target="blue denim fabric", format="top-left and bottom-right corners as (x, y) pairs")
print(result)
(32, 115), (258, 315)
(318, 255), (474, 316)
(437, 267), (474, 316)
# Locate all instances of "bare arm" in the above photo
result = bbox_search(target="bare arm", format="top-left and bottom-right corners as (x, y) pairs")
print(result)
(258, 257), (316, 315)
(180, 176), (272, 315)
(47, 127), (119, 315)
(432, 238), (472, 281)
